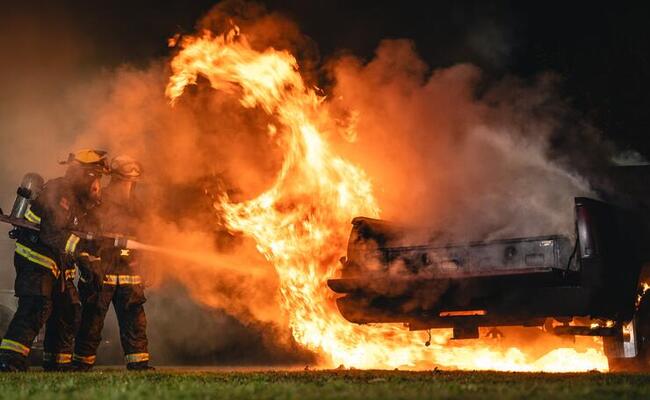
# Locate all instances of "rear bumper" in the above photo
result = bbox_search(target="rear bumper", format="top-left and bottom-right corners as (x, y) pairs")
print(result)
(329, 275), (599, 329)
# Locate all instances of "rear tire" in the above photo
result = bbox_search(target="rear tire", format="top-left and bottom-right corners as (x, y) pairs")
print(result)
(606, 295), (650, 372)
(607, 356), (645, 372)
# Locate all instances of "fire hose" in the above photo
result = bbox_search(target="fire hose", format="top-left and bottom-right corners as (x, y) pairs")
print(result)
(0, 210), (135, 248)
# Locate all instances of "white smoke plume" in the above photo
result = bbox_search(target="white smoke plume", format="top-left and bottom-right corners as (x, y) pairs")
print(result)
(327, 44), (596, 241)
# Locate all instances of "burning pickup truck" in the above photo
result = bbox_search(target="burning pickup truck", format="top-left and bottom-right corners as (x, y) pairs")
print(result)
(328, 166), (650, 371)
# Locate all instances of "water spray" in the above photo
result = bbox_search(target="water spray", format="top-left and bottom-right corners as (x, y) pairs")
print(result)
(126, 239), (266, 276)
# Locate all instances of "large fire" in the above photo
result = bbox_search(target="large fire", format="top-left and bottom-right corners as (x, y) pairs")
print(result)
(166, 28), (608, 371)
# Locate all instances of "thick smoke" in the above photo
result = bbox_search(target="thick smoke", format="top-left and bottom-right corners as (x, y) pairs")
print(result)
(0, 0), (615, 366)
(327, 42), (598, 242)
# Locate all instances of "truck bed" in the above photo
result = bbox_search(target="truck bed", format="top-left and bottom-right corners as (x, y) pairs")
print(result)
(327, 217), (588, 330)
(330, 224), (576, 296)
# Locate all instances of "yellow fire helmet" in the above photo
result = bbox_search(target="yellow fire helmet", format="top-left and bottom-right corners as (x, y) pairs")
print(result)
(60, 149), (109, 174)
(110, 155), (143, 181)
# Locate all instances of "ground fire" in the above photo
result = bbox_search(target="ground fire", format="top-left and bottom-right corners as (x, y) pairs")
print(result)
(161, 26), (650, 372)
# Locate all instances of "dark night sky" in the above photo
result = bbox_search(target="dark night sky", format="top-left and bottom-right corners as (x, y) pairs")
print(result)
(5, 1), (650, 157)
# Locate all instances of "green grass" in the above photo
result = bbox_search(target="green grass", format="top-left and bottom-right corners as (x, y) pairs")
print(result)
(1, 369), (650, 400)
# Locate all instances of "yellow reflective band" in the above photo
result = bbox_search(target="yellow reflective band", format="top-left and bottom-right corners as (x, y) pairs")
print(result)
(103, 275), (142, 285)
(120, 249), (130, 257)
(43, 352), (72, 364)
(72, 353), (96, 365)
(24, 206), (41, 224)
(65, 269), (76, 280)
(65, 234), (80, 254)
(15, 243), (60, 278)
(125, 353), (149, 363)
(0, 339), (30, 356)
(118, 275), (142, 285)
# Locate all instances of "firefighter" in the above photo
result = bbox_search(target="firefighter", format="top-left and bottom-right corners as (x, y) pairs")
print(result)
(73, 155), (153, 371)
(0, 149), (109, 372)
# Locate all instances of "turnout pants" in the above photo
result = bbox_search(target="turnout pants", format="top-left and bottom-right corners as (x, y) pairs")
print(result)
(74, 274), (149, 366)
(0, 254), (80, 370)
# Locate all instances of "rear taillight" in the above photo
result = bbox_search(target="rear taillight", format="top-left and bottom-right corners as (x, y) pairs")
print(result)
(576, 205), (597, 258)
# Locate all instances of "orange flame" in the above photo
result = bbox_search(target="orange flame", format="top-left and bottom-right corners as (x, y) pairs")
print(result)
(166, 28), (608, 371)
(637, 281), (650, 307)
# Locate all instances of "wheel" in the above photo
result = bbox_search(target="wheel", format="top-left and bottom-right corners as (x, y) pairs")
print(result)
(606, 295), (650, 372)
(607, 355), (645, 372)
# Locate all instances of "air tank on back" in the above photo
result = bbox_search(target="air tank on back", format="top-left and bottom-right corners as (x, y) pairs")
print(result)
(10, 173), (45, 219)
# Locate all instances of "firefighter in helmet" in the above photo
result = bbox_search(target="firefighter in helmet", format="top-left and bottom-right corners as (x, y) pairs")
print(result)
(73, 155), (153, 371)
(0, 149), (109, 372)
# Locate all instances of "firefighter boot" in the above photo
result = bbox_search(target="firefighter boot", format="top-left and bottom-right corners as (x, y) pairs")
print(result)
(0, 352), (27, 372)
(126, 361), (155, 371)
(72, 361), (93, 372)
(43, 353), (74, 372)
(43, 361), (75, 372)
